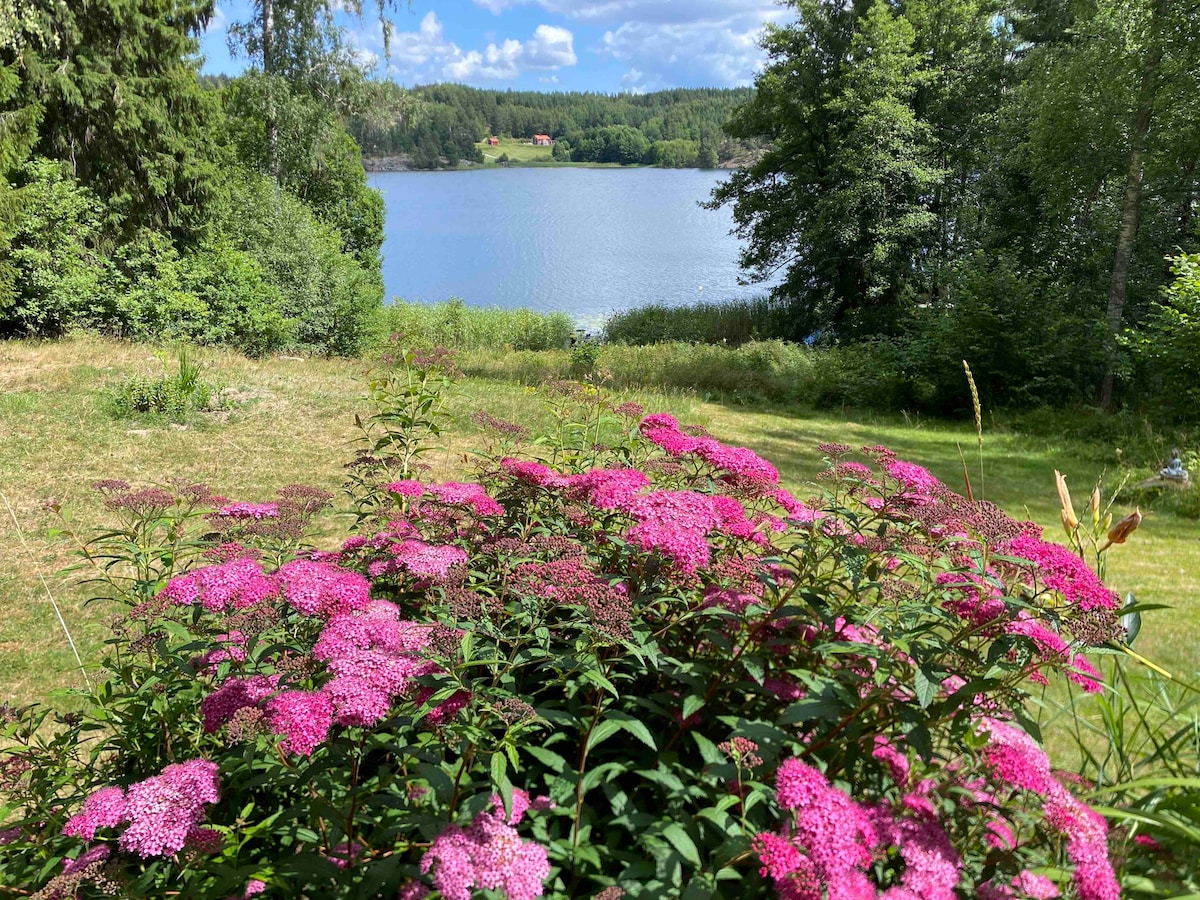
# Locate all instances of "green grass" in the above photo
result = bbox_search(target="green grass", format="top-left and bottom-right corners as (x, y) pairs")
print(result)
(3, 334), (1197, 719)
(477, 138), (555, 165)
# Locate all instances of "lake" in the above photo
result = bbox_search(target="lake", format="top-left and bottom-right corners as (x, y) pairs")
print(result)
(369, 167), (772, 332)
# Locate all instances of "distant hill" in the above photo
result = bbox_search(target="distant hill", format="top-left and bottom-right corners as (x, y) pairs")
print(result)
(347, 83), (758, 170)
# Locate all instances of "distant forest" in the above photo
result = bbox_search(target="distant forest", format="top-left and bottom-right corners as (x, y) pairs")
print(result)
(344, 83), (760, 168)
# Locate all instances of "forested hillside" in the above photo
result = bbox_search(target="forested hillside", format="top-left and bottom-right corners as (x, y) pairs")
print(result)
(346, 83), (757, 168)
(0, 0), (394, 355)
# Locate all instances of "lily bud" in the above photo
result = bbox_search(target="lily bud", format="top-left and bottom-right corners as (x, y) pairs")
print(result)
(1055, 470), (1079, 531)
(1107, 508), (1143, 546)
(1090, 487), (1101, 525)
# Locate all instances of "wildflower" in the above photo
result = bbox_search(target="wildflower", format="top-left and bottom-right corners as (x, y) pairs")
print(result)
(999, 533), (1119, 611)
(426, 482), (504, 517)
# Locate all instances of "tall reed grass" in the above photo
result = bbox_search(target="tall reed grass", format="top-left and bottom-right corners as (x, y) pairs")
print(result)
(603, 295), (792, 345)
(371, 298), (574, 352)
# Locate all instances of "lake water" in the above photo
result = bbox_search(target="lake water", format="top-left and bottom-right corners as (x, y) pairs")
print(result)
(369, 168), (771, 331)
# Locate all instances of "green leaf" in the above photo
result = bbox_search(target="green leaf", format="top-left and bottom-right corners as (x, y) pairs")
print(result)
(586, 718), (623, 753)
(524, 746), (568, 773)
(913, 666), (938, 709)
(661, 823), (701, 866)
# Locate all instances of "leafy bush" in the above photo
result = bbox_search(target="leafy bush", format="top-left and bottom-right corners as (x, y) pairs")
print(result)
(1129, 252), (1200, 424)
(212, 169), (384, 356)
(0, 158), (113, 336)
(2, 354), (1187, 898)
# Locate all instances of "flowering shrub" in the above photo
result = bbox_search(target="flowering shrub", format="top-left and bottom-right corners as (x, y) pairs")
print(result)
(0, 362), (1172, 899)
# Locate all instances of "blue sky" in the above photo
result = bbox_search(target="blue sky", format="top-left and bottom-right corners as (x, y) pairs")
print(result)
(200, 1), (791, 93)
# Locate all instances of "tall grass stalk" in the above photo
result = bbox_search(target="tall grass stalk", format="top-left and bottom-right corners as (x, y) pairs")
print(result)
(372, 299), (574, 352)
(1, 491), (91, 690)
(603, 295), (791, 346)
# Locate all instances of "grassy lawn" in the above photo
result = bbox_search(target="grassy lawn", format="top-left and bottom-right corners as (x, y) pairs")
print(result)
(3, 335), (1196, 716)
(477, 137), (555, 164)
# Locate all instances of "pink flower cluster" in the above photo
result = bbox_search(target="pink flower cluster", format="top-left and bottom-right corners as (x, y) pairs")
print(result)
(63, 759), (220, 858)
(419, 791), (552, 900)
(161, 557), (279, 612)
(978, 719), (1118, 900)
(161, 557), (370, 617)
(755, 757), (967, 900)
(384, 479), (504, 517)
(215, 502), (280, 520)
(999, 533), (1120, 611)
(639, 413), (780, 485)
(367, 539), (468, 581)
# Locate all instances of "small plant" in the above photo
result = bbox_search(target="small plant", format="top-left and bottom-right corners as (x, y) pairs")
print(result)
(568, 340), (601, 377)
(106, 347), (217, 421)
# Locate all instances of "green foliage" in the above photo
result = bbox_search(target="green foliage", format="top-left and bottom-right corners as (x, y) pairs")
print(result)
(106, 347), (217, 422)
(211, 169), (383, 356)
(349, 83), (755, 169)
(1130, 253), (1200, 422)
(604, 296), (793, 346)
(0, 158), (111, 335)
(4, 0), (219, 240)
(371, 299), (574, 352)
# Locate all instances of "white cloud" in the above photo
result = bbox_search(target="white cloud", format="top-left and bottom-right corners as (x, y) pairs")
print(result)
(523, 24), (577, 68)
(599, 15), (773, 88)
(385, 12), (577, 84)
(469, 0), (784, 87)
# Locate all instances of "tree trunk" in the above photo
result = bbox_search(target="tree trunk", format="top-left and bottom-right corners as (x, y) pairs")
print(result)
(1099, 0), (1167, 409)
(262, 0), (278, 177)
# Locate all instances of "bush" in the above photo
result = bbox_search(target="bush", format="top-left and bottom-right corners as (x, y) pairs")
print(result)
(212, 169), (384, 356)
(0, 158), (113, 335)
(2, 357), (1186, 898)
(1129, 252), (1200, 423)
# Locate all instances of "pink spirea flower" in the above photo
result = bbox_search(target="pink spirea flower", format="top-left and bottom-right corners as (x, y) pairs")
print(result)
(978, 719), (1118, 900)
(201, 674), (279, 733)
(500, 459), (571, 489)
(275, 559), (370, 617)
(63, 786), (128, 840)
(624, 490), (723, 573)
(215, 502), (279, 520)
(773, 759), (876, 880)
(314, 610), (435, 700)
(117, 759), (220, 858)
(386, 540), (468, 580)
(397, 884), (431, 900)
(869, 809), (960, 900)
(1000, 533), (1119, 611)
(694, 438), (780, 485)
(885, 459), (943, 500)
(872, 736), (910, 787)
(325, 674), (392, 727)
(226, 880), (267, 900)
(426, 482), (504, 517)
(571, 467), (650, 510)
(419, 792), (552, 900)
(266, 690), (334, 756)
(62, 843), (111, 875)
(160, 557), (279, 612)
(384, 480), (425, 498)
